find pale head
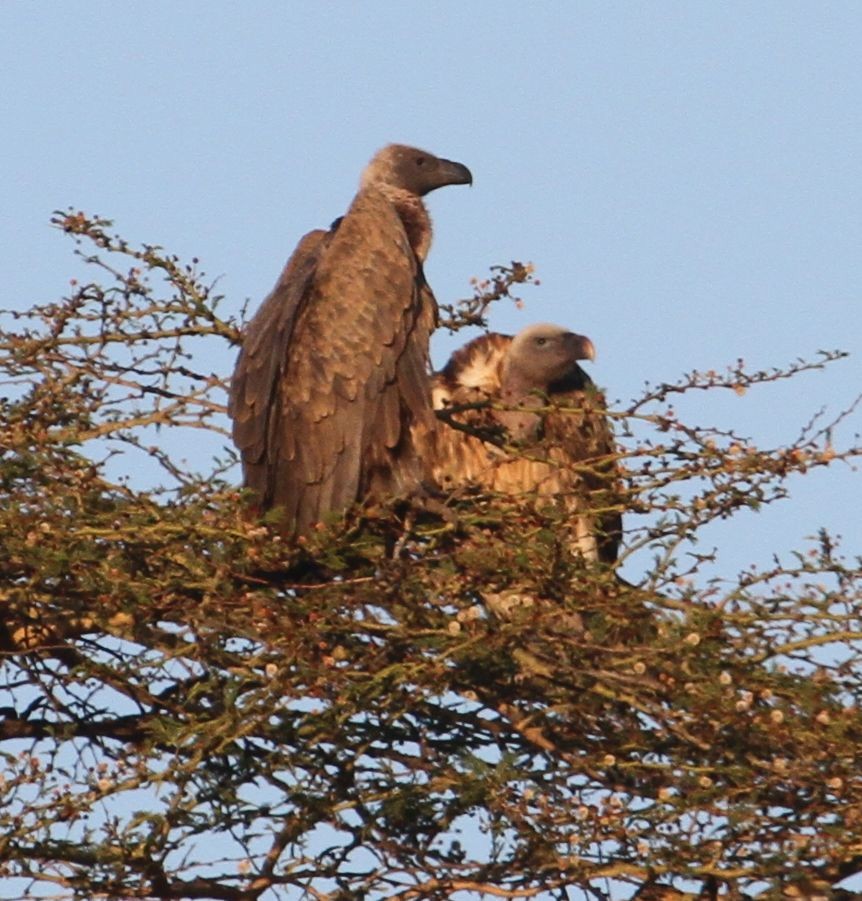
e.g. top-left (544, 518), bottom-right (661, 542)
top-left (360, 144), bottom-right (473, 196)
top-left (506, 323), bottom-right (596, 389)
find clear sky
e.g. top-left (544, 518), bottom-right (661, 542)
top-left (3, 2), bottom-right (860, 579)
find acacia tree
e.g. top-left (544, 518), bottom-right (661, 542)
top-left (0, 212), bottom-right (861, 901)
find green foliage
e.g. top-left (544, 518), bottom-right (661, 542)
top-left (0, 213), bottom-right (861, 900)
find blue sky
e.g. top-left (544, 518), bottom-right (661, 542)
top-left (3, 2), bottom-right (860, 578)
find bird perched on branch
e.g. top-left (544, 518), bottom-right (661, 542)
top-left (423, 323), bottom-right (621, 562)
top-left (228, 144), bottom-right (472, 536)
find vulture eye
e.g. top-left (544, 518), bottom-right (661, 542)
top-left (535, 337), bottom-right (547, 346)
top-left (416, 156), bottom-right (427, 166)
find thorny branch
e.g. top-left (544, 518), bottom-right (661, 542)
top-left (0, 213), bottom-right (861, 901)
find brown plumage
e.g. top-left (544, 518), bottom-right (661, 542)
top-left (228, 144), bottom-right (472, 535)
top-left (425, 323), bottom-right (621, 562)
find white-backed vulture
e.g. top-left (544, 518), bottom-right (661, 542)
top-left (425, 324), bottom-right (621, 563)
top-left (228, 144), bottom-right (472, 535)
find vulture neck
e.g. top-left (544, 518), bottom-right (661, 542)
top-left (500, 361), bottom-right (548, 401)
top-left (498, 362), bottom-right (546, 442)
top-left (383, 187), bottom-right (433, 262)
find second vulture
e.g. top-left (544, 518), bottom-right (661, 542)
top-left (229, 144), bottom-right (472, 535)
top-left (424, 323), bottom-right (621, 563)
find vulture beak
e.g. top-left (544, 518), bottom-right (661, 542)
top-left (571, 333), bottom-right (596, 363)
top-left (435, 158), bottom-right (473, 188)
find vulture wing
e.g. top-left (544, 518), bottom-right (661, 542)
top-left (229, 186), bottom-right (436, 535)
top-left (229, 228), bottom-right (330, 485)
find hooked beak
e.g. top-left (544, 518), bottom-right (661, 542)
top-left (570, 333), bottom-right (596, 363)
top-left (435, 158), bottom-right (473, 188)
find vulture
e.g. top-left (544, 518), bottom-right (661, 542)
top-left (424, 323), bottom-right (621, 563)
top-left (228, 144), bottom-right (472, 535)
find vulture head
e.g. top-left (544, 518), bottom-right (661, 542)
top-left (499, 323), bottom-right (597, 441)
top-left (503, 323), bottom-right (596, 394)
top-left (361, 144), bottom-right (473, 197)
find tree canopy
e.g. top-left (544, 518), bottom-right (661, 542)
top-left (1, 213), bottom-right (860, 901)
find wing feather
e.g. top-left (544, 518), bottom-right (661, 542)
top-left (229, 229), bottom-right (331, 498)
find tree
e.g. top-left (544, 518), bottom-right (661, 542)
top-left (0, 212), bottom-right (860, 901)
